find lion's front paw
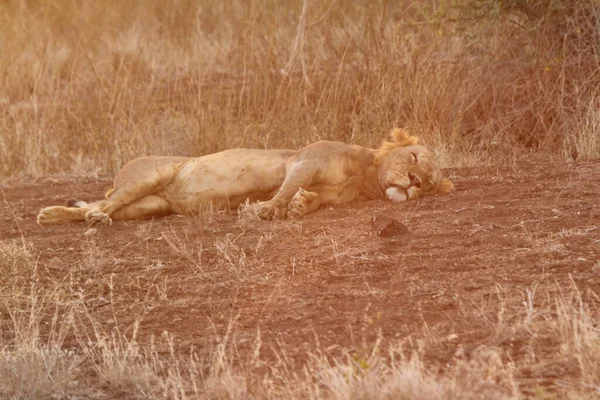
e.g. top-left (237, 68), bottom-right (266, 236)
top-left (288, 189), bottom-right (309, 219)
top-left (288, 188), bottom-right (320, 219)
top-left (287, 202), bottom-right (304, 219)
top-left (256, 203), bottom-right (283, 220)
top-left (85, 210), bottom-right (112, 226)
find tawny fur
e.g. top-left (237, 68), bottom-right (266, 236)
top-left (37, 129), bottom-right (453, 226)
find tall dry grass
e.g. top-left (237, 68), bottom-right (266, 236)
top-left (1, 0), bottom-right (599, 179)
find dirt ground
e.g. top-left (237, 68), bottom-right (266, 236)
top-left (1, 161), bottom-right (599, 391)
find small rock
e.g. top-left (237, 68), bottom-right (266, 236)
top-left (371, 214), bottom-right (409, 237)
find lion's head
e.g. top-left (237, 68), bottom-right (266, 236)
top-left (376, 129), bottom-right (453, 202)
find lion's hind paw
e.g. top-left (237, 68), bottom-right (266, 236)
top-left (37, 207), bottom-right (61, 226)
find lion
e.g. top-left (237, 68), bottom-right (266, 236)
top-left (37, 129), bottom-right (453, 226)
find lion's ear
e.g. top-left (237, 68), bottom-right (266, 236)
top-left (437, 178), bottom-right (454, 194)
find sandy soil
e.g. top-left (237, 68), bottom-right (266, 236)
top-left (1, 161), bottom-right (599, 387)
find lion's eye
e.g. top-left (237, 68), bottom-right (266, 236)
top-left (410, 152), bottom-right (418, 163)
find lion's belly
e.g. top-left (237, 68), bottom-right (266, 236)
top-left (163, 149), bottom-right (293, 211)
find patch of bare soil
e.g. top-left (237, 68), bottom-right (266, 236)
top-left (1, 161), bottom-right (599, 393)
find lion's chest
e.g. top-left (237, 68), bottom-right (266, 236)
top-left (301, 152), bottom-right (377, 205)
top-left (308, 167), bottom-right (365, 205)
top-left (310, 183), bottom-right (361, 205)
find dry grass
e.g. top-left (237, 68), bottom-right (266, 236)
top-left (0, 239), bottom-right (599, 399)
top-left (0, 241), bottom-right (32, 283)
top-left (215, 237), bottom-right (249, 277)
top-left (1, 0), bottom-right (599, 180)
top-left (162, 227), bottom-right (206, 274)
top-left (237, 199), bottom-right (263, 228)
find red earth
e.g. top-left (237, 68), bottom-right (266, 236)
top-left (1, 160), bottom-right (599, 389)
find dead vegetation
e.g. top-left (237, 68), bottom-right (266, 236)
top-left (0, 239), bottom-right (599, 399)
top-left (1, 0), bottom-right (600, 179)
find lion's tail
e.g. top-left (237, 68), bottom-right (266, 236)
top-left (66, 199), bottom-right (88, 208)
top-left (65, 187), bottom-right (114, 208)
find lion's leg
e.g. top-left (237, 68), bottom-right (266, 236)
top-left (287, 188), bottom-right (321, 219)
top-left (257, 161), bottom-right (319, 220)
top-left (110, 195), bottom-right (172, 220)
top-left (84, 185), bottom-right (156, 225)
top-left (36, 158), bottom-right (188, 226)
top-left (38, 196), bottom-right (171, 225)
top-left (38, 198), bottom-right (114, 226)
top-left (85, 163), bottom-right (186, 225)
top-left (37, 205), bottom-right (89, 225)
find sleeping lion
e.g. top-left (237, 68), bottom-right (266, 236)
top-left (37, 129), bottom-right (453, 226)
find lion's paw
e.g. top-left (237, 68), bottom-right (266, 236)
top-left (288, 188), bottom-right (318, 219)
top-left (288, 190), bottom-right (308, 219)
top-left (85, 210), bottom-right (113, 226)
top-left (287, 205), bottom-right (304, 219)
top-left (37, 207), bottom-right (58, 226)
top-left (256, 203), bottom-right (282, 220)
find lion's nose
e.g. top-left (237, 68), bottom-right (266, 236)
top-left (408, 173), bottom-right (421, 188)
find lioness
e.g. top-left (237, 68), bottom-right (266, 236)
top-left (37, 129), bottom-right (453, 226)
